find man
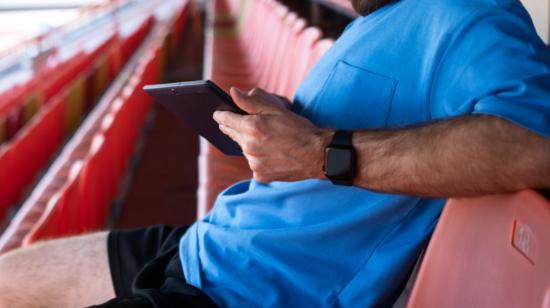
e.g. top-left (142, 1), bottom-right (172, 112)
top-left (0, 0), bottom-right (549, 307)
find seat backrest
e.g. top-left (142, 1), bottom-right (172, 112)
top-left (285, 27), bottom-right (322, 97)
top-left (307, 39), bottom-right (334, 73)
top-left (0, 146), bottom-right (16, 221)
top-left (407, 190), bottom-right (550, 308)
top-left (22, 161), bottom-right (84, 246)
top-left (265, 12), bottom-right (300, 93)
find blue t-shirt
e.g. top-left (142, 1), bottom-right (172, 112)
top-left (180, 0), bottom-right (550, 307)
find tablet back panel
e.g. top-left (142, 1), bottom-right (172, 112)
top-left (144, 81), bottom-right (243, 156)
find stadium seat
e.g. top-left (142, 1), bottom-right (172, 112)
top-left (0, 24), bottom-right (151, 212)
top-left (0, 146), bottom-right (16, 221)
top-left (0, 118), bottom-right (5, 144)
top-left (14, 94), bottom-right (65, 196)
top-left (408, 190), bottom-right (550, 308)
top-left (274, 17), bottom-right (308, 96)
top-left (264, 12), bottom-right (302, 92)
top-left (0, 35), bottom-right (117, 148)
top-left (306, 39), bottom-right (335, 73)
top-left (5, 100), bottom-right (23, 141)
top-left (20, 93), bottom-right (43, 126)
top-left (0, 94), bottom-right (66, 221)
top-left (41, 56), bottom-right (82, 103)
top-left (94, 56), bottom-right (110, 104)
top-left (283, 27), bottom-right (323, 97)
top-left (100, 113), bottom-right (120, 201)
top-left (22, 161), bottom-right (84, 245)
top-left (64, 76), bottom-right (86, 134)
top-left (77, 135), bottom-right (109, 231)
top-left (209, 1), bottom-right (286, 87)
top-left (108, 44), bottom-right (123, 82)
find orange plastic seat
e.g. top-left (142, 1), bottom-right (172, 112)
top-left (408, 190), bottom-right (550, 308)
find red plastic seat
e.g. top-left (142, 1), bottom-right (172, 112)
top-left (77, 135), bottom-right (110, 231)
top-left (0, 94), bottom-right (65, 218)
top-left (100, 113), bottom-right (120, 201)
top-left (22, 162), bottom-right (84, 245)
top-left (408, 190), bottom-right (550, 308)
top-left (0, 146), bottom-right (16, 221)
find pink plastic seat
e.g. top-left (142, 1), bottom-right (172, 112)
top-left (408, 190), bottom-right (550, 308)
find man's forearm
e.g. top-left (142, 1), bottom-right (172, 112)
top-left (215, 89), bottom-right (549, 194)
top-left (330, 115), bottom-right (550, 197)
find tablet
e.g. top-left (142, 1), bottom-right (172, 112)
top-left (143, 80), bottom-right (245, 156)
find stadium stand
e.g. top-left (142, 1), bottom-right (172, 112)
top-left (0, 2), bottom-right (163, 225)
top-left (0, 0), bottom-right (190, 252)
top-left (0, 1), bottom-right (181, 226)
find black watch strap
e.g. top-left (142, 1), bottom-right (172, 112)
top-left (331, 130), bottom-right (353, 147)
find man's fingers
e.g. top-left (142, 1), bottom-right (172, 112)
top-left (219, 124), bottom-right (242, 145)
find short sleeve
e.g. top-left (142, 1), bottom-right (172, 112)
top-left (430, 3), bottom-right (550, 138)
top-left (344, 18), bottom-right (360, 33)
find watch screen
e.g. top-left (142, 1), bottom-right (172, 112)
top-left (325, 147), bottom-right (355, 179)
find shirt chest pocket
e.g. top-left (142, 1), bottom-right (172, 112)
top-left (309, 60), bottom-right (397, 130)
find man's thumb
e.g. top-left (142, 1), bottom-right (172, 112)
top-left (230, 87), bottom-right (272, 114)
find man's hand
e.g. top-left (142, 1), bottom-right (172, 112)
top-left (213, 87), bottom-right (332, 183)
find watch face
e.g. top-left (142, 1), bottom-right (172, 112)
top-left (325, 147), bottom-right (355, 179)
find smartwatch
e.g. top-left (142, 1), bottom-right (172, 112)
top-left (323, 130), bottom-right (356, 186)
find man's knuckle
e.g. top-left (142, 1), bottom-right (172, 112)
top-left (247, 116), bottom-right (258, 126)
top-left (254, 118), bottom-right (266, 132)
top-left (256, 160), bottom-right (267, 172)
top-left (246, 117), bottom-right (264, 137)
top-left (250, 160), bottom-right (261, 172)
top-left (249, 141), bottom-right (263, 155)
top-left (242, 118), bottom-right (255, 131)
top-left (243, 140), bottom-right (257, 153)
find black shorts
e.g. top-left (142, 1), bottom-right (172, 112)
top-left (90, 225), bottom-right (217, 308)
